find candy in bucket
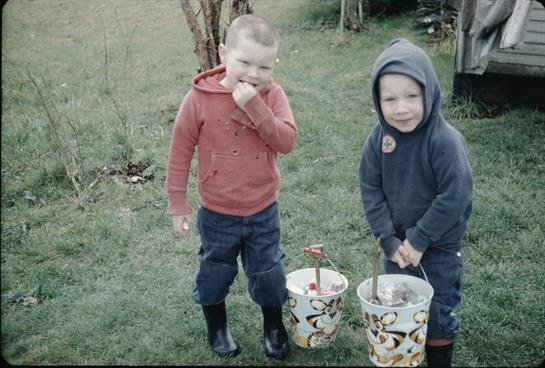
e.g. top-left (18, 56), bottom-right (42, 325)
top-left (286, 245), bottom-right (345, 296)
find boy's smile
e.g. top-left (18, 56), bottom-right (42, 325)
top-left (218, 34), bottom-right (278, 93)
top-left (378, 73), bottom-right (424, 133)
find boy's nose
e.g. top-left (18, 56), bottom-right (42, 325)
top-left (395, 100), bottom-right (409, 114)
top-left (247, 66), bottom-right (259, 78)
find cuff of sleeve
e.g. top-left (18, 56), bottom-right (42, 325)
top-left (382, 236), bottom-right (402, 259)
top-left (406, 227), bottom-right (431, 253)
top-left (230, 107), bottom-right (255, 129)
top-left (167, 192), bottom-right (192, 215)
top-left (243, 94), bottom-right (268, 128)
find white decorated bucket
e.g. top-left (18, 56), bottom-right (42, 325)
top-left (286, 268), bottom-right (348, 349)
top-left (357, 274), bottom-right (434, 367)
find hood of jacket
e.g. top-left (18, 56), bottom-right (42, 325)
top-left (369, 38), bottom-right (442, 134)
top-left (191, 64), bottom-right (273, 95)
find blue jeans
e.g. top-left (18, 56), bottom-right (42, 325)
top-left (192, 202), bottom-right (288, 306)
top-left (384, 244), bottom-right (464, 341)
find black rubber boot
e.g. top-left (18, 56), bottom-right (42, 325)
top-left (261, 306), bottom-right (289, 360)
top-left (202, 302), bottom-right (240, 358)
top-left (425, 343), bottom-right (454, 367)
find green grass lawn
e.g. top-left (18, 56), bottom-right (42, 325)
top-left (2, 0), bottom-right (545, 366)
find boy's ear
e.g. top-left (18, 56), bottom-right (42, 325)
top-left (218, 43), bottom-right (227, 64)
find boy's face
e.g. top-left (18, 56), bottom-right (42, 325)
top-left (378, 73), bottom-right (423, 133)
top-left (218, 35), bottom-right (277, 93)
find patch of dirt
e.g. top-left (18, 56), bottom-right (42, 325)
top-left (126, 160), bottom-right (151, 177)
top-left (100, 160), bottom-right (154, 185)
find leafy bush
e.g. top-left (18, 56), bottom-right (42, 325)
top-left (302, 0), bottom-right (419, 31)
top-left (416, 0), bottom-right (457, 42)
top-left (367, 0), bottom-right (418, 16)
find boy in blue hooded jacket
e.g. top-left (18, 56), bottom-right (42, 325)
top-left (359, 38), bottom-right (473, 367)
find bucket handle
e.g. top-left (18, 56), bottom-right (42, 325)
top-left (371, 240), bottom-right (381, 303)
top-left (287, 247), bottom-right (346, 290)
top-left (418, 263), bottom-right (429, 283)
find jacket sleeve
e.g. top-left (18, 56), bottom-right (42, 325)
top-left (241, 85), bottom-right (297, 154)
top-left (406, 131), bottom-right (474, 252)
top-left (165, 91), bottom-right (200, 215)
top-left (359, 130), bottom-right (402, 259)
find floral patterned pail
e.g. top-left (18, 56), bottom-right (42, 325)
top-left (357, 274), bottom-right (434, 367)
top-left (286, 268), bottom-right (348, 349)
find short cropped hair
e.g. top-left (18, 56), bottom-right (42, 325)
top-left (225, 14), bottom-right (279, 51)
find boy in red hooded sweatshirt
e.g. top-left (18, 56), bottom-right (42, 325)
top-left (165, 14), bottom-right (297, 360)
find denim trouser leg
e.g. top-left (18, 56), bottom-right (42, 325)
top-left (192, 203), bottom-right (287, 307)
top-left (384, 244), bottom-right (464, 341)
top-left (240, 203), bottom-right (287, 307)
top-left (192, 207), bottom-right (241, 305)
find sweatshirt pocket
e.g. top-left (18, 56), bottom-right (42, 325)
top-left (198, 151), bottom-right (278, 208)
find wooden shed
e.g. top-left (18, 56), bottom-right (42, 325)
top-left (452, 0), bottom-right (545, 108)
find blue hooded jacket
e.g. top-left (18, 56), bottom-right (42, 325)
top-left (359, 38), bottom-right (473, 259)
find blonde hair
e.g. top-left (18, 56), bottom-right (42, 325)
top-left (225, 14), bottom-right (279, 51)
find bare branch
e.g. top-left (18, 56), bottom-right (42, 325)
top-left (180, 0), bottom-right (213, 71)
top-left (101, 14), bottom-right (133, 164)
top-left (25, 67), bottom-right (82, 198)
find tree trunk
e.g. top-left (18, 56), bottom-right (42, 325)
top-left (339, 0), bottom-right (346, 40)
top-left (344, 0), bottom-right (367, 32)
top-left (198, 0), bottom-right (222, 68)
top-left (229, 0), bottom-right (253, 22)
top-left (180, 0), bottom-right (213, 71)
top-left (180, 0), bottom-right (253, 72)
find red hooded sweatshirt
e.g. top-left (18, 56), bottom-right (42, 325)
top-left (166, 64), bottom-right (297, 217)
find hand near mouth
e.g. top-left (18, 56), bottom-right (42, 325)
top-left (233, 81), bottom-right (257, 110)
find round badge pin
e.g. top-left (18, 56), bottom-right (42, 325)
top-left (382, 134), bottom-right (396, 153)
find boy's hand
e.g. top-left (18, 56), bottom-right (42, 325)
top-left (391, 248), bottom-right (411, 269)
top-left (233, 82), bottom-right (257, 110)
top-left (399, 239), bottom-right (423, 267)
top-left (171, 214), bottom-right (191, 236)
